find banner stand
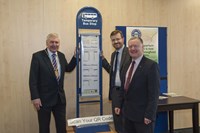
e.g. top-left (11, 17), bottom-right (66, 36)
top-left (76, 6), bottom-right (103, 118)
top-left (116, 26), bottom-right (168, 133)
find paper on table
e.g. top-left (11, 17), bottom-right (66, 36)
top-left (162, 92), bottom-right (181, 97)
top-left (159, 96), bottom-right (168, 100)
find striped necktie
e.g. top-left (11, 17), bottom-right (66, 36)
top-left (124, 61), bottom-right (135, 92)
top-left (52, 53), bottom-right (59, 82)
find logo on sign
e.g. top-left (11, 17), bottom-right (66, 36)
top-left (81, 12), bottom-right (98, 26)
top-left (82, 13), bottom-right (97, 19)
top-left (131, 29), bottom-right (142, 38)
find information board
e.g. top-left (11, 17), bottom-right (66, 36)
top-left (81, 34), bottom-right (100, 96)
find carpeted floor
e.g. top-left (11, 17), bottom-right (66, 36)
top-left (164, 127), bottom-right (200, 133)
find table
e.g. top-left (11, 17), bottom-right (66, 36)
top-left (157, 96), bottom-right (200, 133)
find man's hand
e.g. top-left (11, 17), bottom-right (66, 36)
top-left (74, 46), bottom-right (81, 58)
top-left (100, 51), bottom-right (105, 59)
top-left (32, 98), bottom-right (42, 111)
top-left (73, 47), bottom-right (77, 58)
top-left (144, 118), bottom-right (152, 125)
top-left (114, 107), bottom-right (121, 115)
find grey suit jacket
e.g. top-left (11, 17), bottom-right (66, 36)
top-left (29, 49), bottom-right (76, 106)
top-left (102, 46), bottom-right (130, 100)
top-left (116, 56), bottom-right (160, 122)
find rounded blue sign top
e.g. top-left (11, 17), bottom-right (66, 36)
top-left (76, 7), bottom-right (102, 29)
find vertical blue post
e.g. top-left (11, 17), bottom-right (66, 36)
top-left (155, 27), bottom-right (168, 133)
top-left (76, 7), bottom-right (103, 117)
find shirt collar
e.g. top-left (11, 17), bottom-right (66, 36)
top-left (133, 54), bottom-right (143, 65)
top-left (47, 48), bottom-right (57, 57)
top-left (116, 45), bottom-right (125, 53)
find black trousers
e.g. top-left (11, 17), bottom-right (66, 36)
top-left (112, 87), bottom-right (124, 133)
top-left (124, 118), bottom-right (155, 133)
top-left (37, 96), bottom-right (66, 133)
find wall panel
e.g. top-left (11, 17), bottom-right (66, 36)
top-left (0, 0), bottom-right (200, 132)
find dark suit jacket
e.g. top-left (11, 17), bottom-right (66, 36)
top-left (29, 49), bottom-right (76, 106)
top-left (102, 46), bottom-right (130, 100)
top-left (116, 56), bottom-right (160, 122)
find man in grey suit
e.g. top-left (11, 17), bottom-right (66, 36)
top-left (114, 37), bottom-right (160, 133)
top-left (102, 30), bottom-right (130, 133)
top-left (29, 33), bottom-right (76, 133)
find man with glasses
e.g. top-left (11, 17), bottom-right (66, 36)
top-left (29, 33), bottom-right (76, 133)
top-left (102, 30), bottom-right (131, 133)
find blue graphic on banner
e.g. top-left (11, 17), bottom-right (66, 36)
top-left (131, 29), bottom-right (142, 38)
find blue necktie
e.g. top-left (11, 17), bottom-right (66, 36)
top-left (112, 51), bottom-right (119, 87)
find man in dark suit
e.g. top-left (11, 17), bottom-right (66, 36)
top-left (29, 33), bottom-right (76, 133)
top-left (114, 37), bottom-right (160, 133)
top-left (102, 30), bottom-right (130, 133)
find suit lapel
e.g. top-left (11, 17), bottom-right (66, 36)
top-left (57, 52), bottom-right (63, 82)
top-left (41, 49), bottom-right (57, 79)
top-left (120, 47), bottom-right (129, 71)
top-left (110, 52), bottom-right (115, 72)
top-left (122, 58), bottom-right (132, 84)
top-left (129, 56), bottom-right (146, 86)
